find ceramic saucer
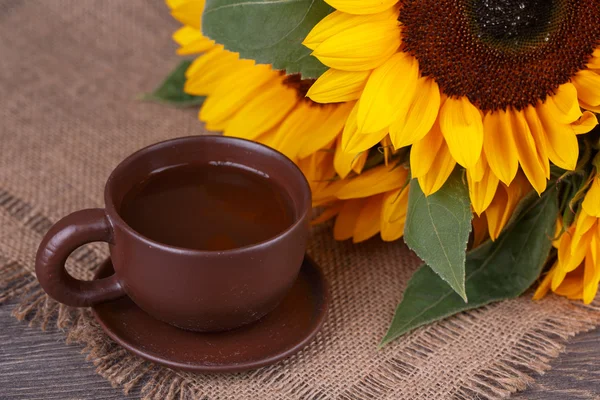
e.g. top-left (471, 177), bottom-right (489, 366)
top-left (91, 256), bottom-right (329, 373)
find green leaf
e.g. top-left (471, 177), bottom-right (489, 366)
top-left (404, 171), bottom-right (472, 301)
top-left (381, 187), bottom-right (558, 347)
top-left (140, 60), bottom-right (204, 108)
top-left (202, 0), bottom-right (332, 79)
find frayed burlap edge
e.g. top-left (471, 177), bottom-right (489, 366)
top-left (1, 188), bottom-right (600, 400)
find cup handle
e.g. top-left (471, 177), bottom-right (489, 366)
top-left (35, 208), bottom-right (125, 307)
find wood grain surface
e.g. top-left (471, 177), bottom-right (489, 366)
top-left (0, 302), bottom-right (599, 399)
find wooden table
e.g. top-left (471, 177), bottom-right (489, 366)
top-left (1, 302), bottom-right (599, 399)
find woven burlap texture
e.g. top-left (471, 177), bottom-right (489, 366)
top-left (1, 1), bottom-right (600, 399)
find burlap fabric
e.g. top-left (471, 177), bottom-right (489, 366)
top-left (1, 1), bottom-right (600, 399)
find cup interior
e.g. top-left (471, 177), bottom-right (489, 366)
top-left (105, 136), bottom-right (311, 250)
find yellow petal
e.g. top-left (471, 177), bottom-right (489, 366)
top-left (482, 110), bottom-right (519, 185)
top-left (185, 49), bottom-right (243, 96)
top-left (336, 163), bottom-right (408, 199)
top-left (224, 79), bottom-right (298, 140)
top-left (334, 199), bottom-right (365, 240)
top-left (390, 77), bottom-right (441, 149)
top-left (544, 83), bottom-right (582, 125)
top-left (200, 64), bottom-right (276, 126)
top-left (334, 136), bottom-right (365, 179)
top-left (325, 0), bottom-right (398, 15)
top-left (583, 251), bottom-right (600, 304)
top-left (410, 121), bottom-right (444, 178)
top-left (342, 101), bottom-right (387, 153)
top-left (485, 175), bottom-right (528, 241)
top-left (553, 266), bottom-right (584, 299)
top-left (536, 103), bottom-right (579, 171)
top-left (583, 177), bottom-right (600, 218)
top-left (170, 0), bottom-right (204, 29)
top-left (571, 210), bottom-right (597, 251)
top-left (303, 7), bottom-right (398, 50)
top-left (533, 262), bottom-right (557, 300)
top-left (185, 46), bottom-right (231, 79)
top-left (468, 157), bottom-right (499, 216)
top-left (572, 111), bottom-right (598, 135)
top-left (523, 105), bottom-right (550, 179)
top-left (580, 100), bottom-right (600, 113)
top-left (417, 140), bottom-right (457, 195)
top-left (357, 52), bottom-right (419, 133)
top-left (274, 103), bottom-right (330, 161)
top-left (312, 203), bottom-right (342, 225)
top-left (352, 151), bottom-right (369, 174)
top-left (312, 21), bottom-right (401, 71)
top-left (172, 26), bottom-right (214, 55)
top-left (353, 194), bottom-right (385, 243)
top-left (381, 187), bottom-right (409, 241)
top-left (439, 97), bottom-right (484, 169)
top-left (468, 151), bottom-right (486, 183)
top-left (509, 110), bottom-right (548, 194)
top-left (307, 69), bottom-right (371, 103)
top-left (298, 102), bottom-right (355, 158)
top-left (573, 70), bottom-right (600, 106)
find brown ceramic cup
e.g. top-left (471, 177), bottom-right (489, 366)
top-left (35, 136), bottom-right (311, 332)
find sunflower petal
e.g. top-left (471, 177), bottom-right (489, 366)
top-left (390, 77), bottom-right (440, 149)
top-left (342, 101), bottom-right (387, 153)
top-left (336, 163), bottom-right (408, 199)
top-left (381, 187), bottom-right (409, 241)
top-left (440, 96), bottom-right (484, 169)
top-left (583, 251), bottom-right (600, 304)
top-left (573, 70), bottom-right (600, 106)
top-left (357, 52), bottom-right (419, 133)
top-left (533, 262), bottom-right (556, 300)
top-left (185, 49), bottom-right (244, 96)
top-left (523, 105), bottom-right (550, 178)
top-left (410, 122), bottom-right (443, 178)
top-left (482, 110), bottom-right (519, 185)
top-left (536, 103), bottom-right (579, 171)
top-left (199, 64), bottom-right (275, 126)
top-left (325, 0), bottom-right (398, 15)
top-left (353, 194), bottom-right (385, 243)
top-left (224, 79), bottom-right (298, 140)
top-left (571, 210), bottom-right (597, 252)
top-left (312, 203), bottom-right (342, 225)
top-left (172, 26), bottom-right (214, 55)
top-left (417, 140), bottom-right (456, 195)
top-left (572, 111), bottom-right (598, 135)
top-left (335, 136), bottom-right (363, 178)
top-left (509, 110), bottom-right (548, 194)
top-left (546, 83), bottom-right (583, 124)
top-left (334, 199), bottom-right (364, 240)
top-left (170, 0), bottom-right (204, 29)
top-left (275, 104), bottom-right (330, 161)
top-left (298, 102), bottom-right (355, 158)
top-left (303, 7), bottom-right (398, 50)
top-left (312, 20), bottom-right (401, 71)
top-left (583, 177), bottom-right (600, 217)
top-left (468, 158), bottom-right (499, 216)
top-left (307, 69), bottom-right (371, 103)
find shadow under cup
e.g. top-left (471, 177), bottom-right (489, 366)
top-left (36, 136), bottom-right (312, 332)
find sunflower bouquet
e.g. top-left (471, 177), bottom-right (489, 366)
top-left (151, 0), bottom-right (600, 345)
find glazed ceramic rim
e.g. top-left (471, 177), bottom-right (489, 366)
top-left (104, 135), bottom-right (312, 256)
top-left (90, 255), bottom-right (330, 373)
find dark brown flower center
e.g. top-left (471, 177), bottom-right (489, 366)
top-left (399, 0), bottom-right (600, 111)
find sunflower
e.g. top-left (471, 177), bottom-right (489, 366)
top-left (304, 0), bottom-right (600, 215)
top-left (534, 176), bottom-right (600, 304)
